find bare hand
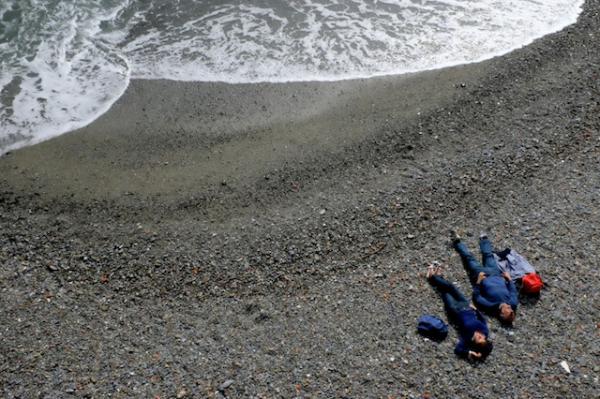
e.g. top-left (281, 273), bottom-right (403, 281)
top-left (476, 272), bottom-right (486, 284)
top-left (502, 272), bottom-right (511, 281)
top-left (468, 351), bottom-right (482, 360)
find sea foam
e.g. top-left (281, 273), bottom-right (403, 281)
top-left (0, 0), bottom-right (585, 154)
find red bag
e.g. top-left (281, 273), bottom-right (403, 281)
top-left (522, 273), bottom-right (543, 294)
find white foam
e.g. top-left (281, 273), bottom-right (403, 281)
top-left (3, 42), bottom-right (130, 153)
top-left (0, 0), bottom-right (586, 155)
top-left (123, 0), bottom-right (585, 83)
top-left (0, 0), bottom-right (131, 154)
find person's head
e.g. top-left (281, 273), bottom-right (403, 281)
top-left (473, 339), bottom-right (493, 361)
top-left (472, 332), bottom-right (493, 361)
top-left (472, 330), bottom-right (487, 345)
top-left (499, 303), bottom-right (516, 325)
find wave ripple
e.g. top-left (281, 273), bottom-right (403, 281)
top-left (0, 0), bottom-right (585, 153)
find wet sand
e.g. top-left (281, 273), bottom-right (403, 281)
top-left (0, 63), bottom-right (486, 203)
top-left (1, 1), bottom-right (600, 397)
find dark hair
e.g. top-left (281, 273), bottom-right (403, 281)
top-left (498, 308), bottom-right (517, 327)
top-left (499, 307), bottom-right (516, 327)
top-left (475, 340), bottom-right (493, 361)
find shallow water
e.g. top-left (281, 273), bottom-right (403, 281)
top-left (0, 0), bottom-right (584, 153)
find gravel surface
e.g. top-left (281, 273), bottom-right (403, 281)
top-left (1, 1), bottom-right (600, 398)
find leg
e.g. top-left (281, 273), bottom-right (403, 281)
top-left (453, 241), bottom-right (485, 285)
top-left (440, 292), bottom-right (462, 320)
top-left (479, 237), bottom-right (501, 276)
top-left (429, 275), bottom-right (470, 320)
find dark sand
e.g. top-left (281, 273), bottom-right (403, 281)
top-left (2, 1), bottom-right (600, 397)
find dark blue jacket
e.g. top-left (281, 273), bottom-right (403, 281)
top-left (473, 275), bottom-right (518, 315)
top-left (454, 308), bottom-right (489, 358)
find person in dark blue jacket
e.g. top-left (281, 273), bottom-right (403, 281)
top-left (427, 266), bottom-right (493, 361)
top-left (451, 232), bottom-right (518, 325)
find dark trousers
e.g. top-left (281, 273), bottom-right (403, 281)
top-left (454, 238), bottom-right (501, 285)
top-left (429, 275), bottom-right (470, 321)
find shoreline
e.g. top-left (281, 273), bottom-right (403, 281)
top-left (0, 0), bottom-right (585, 157)
top-left (0, 63), bottom-right (490, 205)
top-left (2, 0), bottom-right (600, 397)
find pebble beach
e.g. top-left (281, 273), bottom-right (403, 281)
top-left (1, 1), bottom-right (600, 397)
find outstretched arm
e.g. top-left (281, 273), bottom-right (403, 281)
top-left (472, 285), bottom-right (497, 313)
top-left (454, 339), bottom-right (469, 358)
top-left (507, 280), bottom-right (519, 307)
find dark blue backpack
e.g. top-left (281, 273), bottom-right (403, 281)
top-left (417, 315), bottom-right (448, 341)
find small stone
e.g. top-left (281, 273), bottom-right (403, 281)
top-left (560, 360), bottom-right (571, 374)
top-left (254, 312), bottom-right (270, 323)
top-left (218, 380), bottom-right (234, 391)
top-left (319, 209), bottom-right (326, 215)
top-left (176, 388), bottom-right (188, 398)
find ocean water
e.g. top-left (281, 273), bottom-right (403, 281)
top-left (0, 0), bottom-right (584, 154)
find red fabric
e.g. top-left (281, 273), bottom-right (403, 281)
top-left (522, 273), bottom-right (543, 294)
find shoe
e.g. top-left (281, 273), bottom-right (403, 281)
top-left (479, 232), bottom-right (488, 240)
top-left (450, 229), bottom-right (461, 244)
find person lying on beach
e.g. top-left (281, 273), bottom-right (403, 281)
top-left (427, 266), bottom-right (493, 361)
top-left (451, 232), bottom-right (518, 325)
